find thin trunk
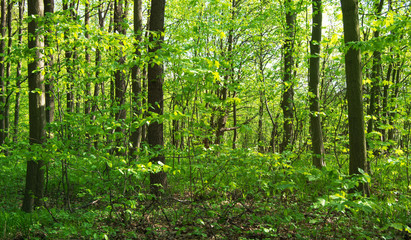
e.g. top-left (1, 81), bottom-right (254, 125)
top-left (44, 0), bottom-right (55, 126)
top-left (114, 0), bottom-right (127, 153)
top-left (4, 0), bottom-right (11, 140)
top-left (366, 0), bottom-right (384, 135)
top-left (280, 0), bottom-right (296, 153)
top-left (257, 91), bottom-right (264, 152)
top-left (0, 0), bottom-right (6, 145)
top-left (63, 2), bottom-right (74, 114)
top-left (130, 0), bottom-right (143, 158)
top-left (215, 0), bottom-right (235, 145)
top-left (232, 96), bottom-right (237, 149)
top-left (382, 63), bottom-right (392, 141)
top-left (13, 0), bottom-right (24, 142)
top-left (84, 1), bottom-right (91, 115)
top-left (309, 0), bottom-right (325, 168)
top-left (388, 61), bottom-right (403, 141)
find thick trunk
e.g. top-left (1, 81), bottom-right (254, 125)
top-left (22, 0), bottom-right (46, 212)
top-left (309, 0), bottom-right (325, 168)
top-left (340, 0), bottom-right (370, 196)
top-left (148, 0), bottom-right (166, 195)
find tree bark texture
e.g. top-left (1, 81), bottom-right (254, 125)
top-left (148, 0), bottom-right (166, 195)
top-left (129, 0), bottom-right (143, 158)
top-left (309, 0), bottom-right (325, 168)
top-left (367, 0), bottom-right (384, 136)
top-left (0, 0), bottom-right (6, 145)
top-left (13, 0), bottom-right (24, 142)
top-left (280, 0), bottom-right (296, 153)
top-left (22, 0), bottom-right (46, 212)
top-left (44, 0), bottom-right (55, 125)
top-left (340, 0), bottom-right (370, 196)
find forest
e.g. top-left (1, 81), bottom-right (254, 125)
top-left (0, 0), bottom-right (410, 238)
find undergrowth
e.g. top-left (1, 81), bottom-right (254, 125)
top-left (0, 143), bottom-right (410, 239)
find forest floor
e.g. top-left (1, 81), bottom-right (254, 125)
top-left (1, 147), bottom-right (410, 239)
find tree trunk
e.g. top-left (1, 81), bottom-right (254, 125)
top-left (84, 1), bottom-right (91, 115)
top-left (0, 0), bottom-right (6, 145)
top-left (280, 0), bottom-right (296, 153)
top-left (114, 0), bottom-right (127, 119)
top-left (309, 0), bottom-right (325, 168)
top-left (366, 0), bottom-right (384, 136)
top-left (382, 63), bottom-right (391, 141)
top-left (63, 2), bottom-right (74, 114)
top-left (44, 0), bottom-right (54, 126)
top-left (257, 91), bottom-right (264, 152)
top-left (340, 0), bottom-right (370, 196)
top-left (148, 0), bottom-right (166, 195)
top-left (129, 0), bottom-right (143, 159)
top-left (4, 0), bottom-right (11, 141)
top-left (214, 0), bottom-right (236, 145)
top-left (13, 0), bottom-right (24, 142)
top-left (22, 0), bottom-right (46, 212)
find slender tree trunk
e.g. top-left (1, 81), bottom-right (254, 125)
top-left (63, 2), bottom-right (74, 114)
top-left (92, 3), bottom-right (108, 116)
top-left (4, 0), bottom-right (11, 141)
top-left (44, 0), bottom-right (54, 126)
top-left (340, 0), bottom-right (370, 196)
top-left (148, 0), bottom-right (166, 195)
top-left (0, 0), bottom-right (6, 145)
top-left (13, 0), bottom-right (24, 142)
top-left (388, 61), bottom-right (402, 141)
top-left (84, 1), bottom-right (91, 115)
top-left (22, 0), bottom-right (46, 212)
top-left (257, 91), bottom-right (264, 152)
top-left (367, 0), bottom-right (384, 135)
top-left (382, 63), bottom-right (392, 141)
top-left (113, 0), bottom-right (128, 154)
top-left (232, 95), bottom-right (237, 149)
top-left (280, 0), bottom-right (296, 153)
top-left (309, 0), bottom-right (325, 168)
top-left (130, 0), bottom-right (143, 158)
top-left (214, 0), bottom-right (236, 145)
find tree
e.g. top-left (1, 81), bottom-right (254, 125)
top-left (113, 0), bottom-right (127, 152)
top-left (130, 0), bottom-right (143, 158)
top-left (0, 0), bottom-right (6, 145)
top-left (309, 0), bottom-right (325, 168)
top-left (13, 0), bottom-right (24, 142)
top-left (280, 0), bottom-right (296, 153)
top-left (340, 0), bottom-right (370, 196)
top-left (367, 0), bottom-right (384, 136)
top-left (148, 0), bottom-right (166, 195)
top-left (44, 0), bottom-right (55, 126)
top-left (63, 0), bottom-right (75, 114)
top-left (22, 0), bottom-right (46, 212)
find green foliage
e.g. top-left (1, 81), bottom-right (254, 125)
top-left (0, 0), bottom-right (410, 239)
